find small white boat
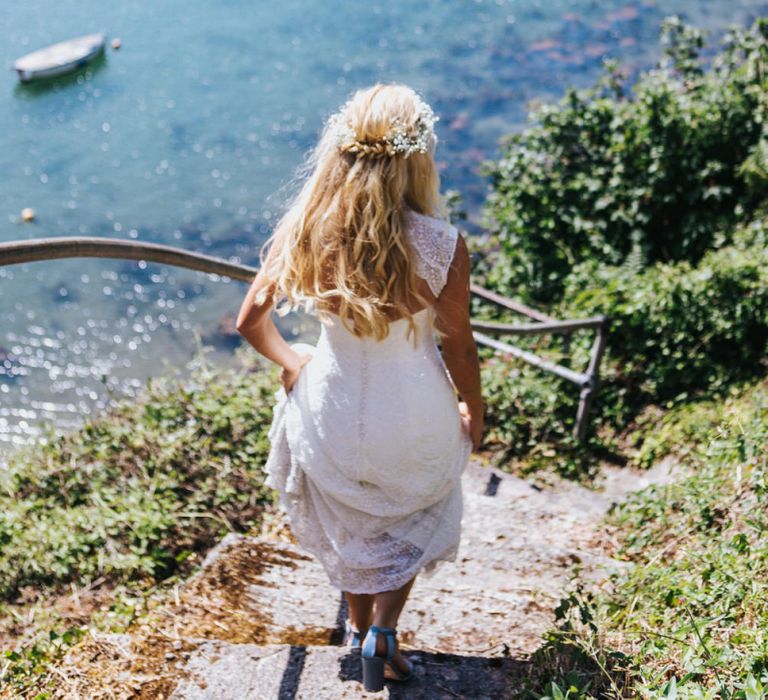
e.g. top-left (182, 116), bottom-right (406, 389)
top-left (12, 33), bottom-right (106, 82)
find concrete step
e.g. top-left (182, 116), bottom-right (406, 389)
top-left (154, 532), bottom-right (343, 647)
top-left (56, 457), bottom-right (669, 698)
top-left (144, 459), bottom-right (620, 658)
top-left (60, 632), bottom-right (519, 699)
top-left (171, 637), bottom-right (519, 699)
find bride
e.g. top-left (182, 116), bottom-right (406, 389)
top-left (235, 82), bottom-right (484, 692)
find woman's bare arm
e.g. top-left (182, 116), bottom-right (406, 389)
top-left (235, 269), bottom-right (310, 389)
top-left (435, 234), bottom-right (484, 448)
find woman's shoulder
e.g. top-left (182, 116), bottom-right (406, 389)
top-left (402, 208), bottom-right (461, 296)
top-left (405, 207), bottom-right (456, 230)
top-left (403, 209), bottom-right (459, 256)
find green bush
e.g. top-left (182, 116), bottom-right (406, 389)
top-left (482, 16), bottom-right (768, 306)
top-left (482, 355), bottom-right (573, 449)
top-left (473, 15), bottom-right (768, 465)
top-left (0, 349), bottom-right (279, 600)
top-left (475, 228), bottom-right (768, 465)
top-left (561, 236), bottom-right (768, 407)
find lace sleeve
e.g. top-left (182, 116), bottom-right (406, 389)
top-left (405, 210), bottom-right (460, 297)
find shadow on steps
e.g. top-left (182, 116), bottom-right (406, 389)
top-left (334, 647), bottom-right (526, 699)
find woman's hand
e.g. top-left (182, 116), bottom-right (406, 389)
top-left (280, 353), bottom-right (313, 393)
top-left (459, 401), bottom-right (484, 451)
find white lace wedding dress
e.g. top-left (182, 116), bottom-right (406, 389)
top-left (264, 209), bottom-right (473, 594)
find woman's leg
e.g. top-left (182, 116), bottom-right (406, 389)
top-left (344, 591), bottom-right (374, 636)
top-left (373, 576), bottom-right (416, 628)
top-left (371, 576), bottom-right (417, 674)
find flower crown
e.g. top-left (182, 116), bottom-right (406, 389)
top-left (328, 99), bottom-right (439, 159)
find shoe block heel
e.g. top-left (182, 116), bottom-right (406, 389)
top-left (362, 654), bottom-right (386, 692)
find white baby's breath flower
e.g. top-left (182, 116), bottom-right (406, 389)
top-left (327, 96), bottom-right (439, 158)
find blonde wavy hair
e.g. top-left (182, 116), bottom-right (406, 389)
top-left (254, 83), bottom-right (447, 340)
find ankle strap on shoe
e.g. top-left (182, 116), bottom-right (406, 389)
top-left (364, 625), bottom-right (397, 660)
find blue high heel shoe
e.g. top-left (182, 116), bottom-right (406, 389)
top-left (361, 625), bottom-right (413, 692)
top-left (343, 619), bottom-right (363, 651)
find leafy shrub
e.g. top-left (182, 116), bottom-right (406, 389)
top-left (0, 349), bottom-right (279, 600)
top-left (482, 16), bottom-right (768, 306)
top-left (561, 237), bottom-right (768, 407)
top-left (625, 397), bottom-right (731, 470)
top-left (474, 233), bottom-right (768, 464)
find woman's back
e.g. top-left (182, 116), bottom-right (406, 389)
top-left (315, 211), bottom-right (466, 469)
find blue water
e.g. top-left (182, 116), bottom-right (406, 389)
top-left (1, 0), bottom-right (765, 458)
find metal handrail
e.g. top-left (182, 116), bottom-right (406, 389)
top-left (470, 316), bottom-right (605, 335)
top-left (472, 331), bottom-right (591, 387)
top-left (0, 235), bottom-right (609, 441)
top-left (468, 277), bottom-right (609, 441)
top-left (469, 282), bottom-right (556, 323)
top-left (0, 236), bottom-right (258, 281)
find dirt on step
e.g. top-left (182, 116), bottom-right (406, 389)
top-left (53, 633), bottom-right (199, 700)
top-left (150, 537), bottom-right (333, 646)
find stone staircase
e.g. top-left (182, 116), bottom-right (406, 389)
top-left (56, 458), bottom-right (676, 699)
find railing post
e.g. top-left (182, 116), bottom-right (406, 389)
top-left (573, 315), bottom-right (610, 442)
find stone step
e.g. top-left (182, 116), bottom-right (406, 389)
top-left (61, 632), bottom-right (519, 700)
top-left (57, 457), bottom-right (662, 698)
top-left (173, 637), bottom-right (518, 699)
top-left (135, 459), bottom-right (621, 658)
top-left (61, 634), bottom-right (522, 700)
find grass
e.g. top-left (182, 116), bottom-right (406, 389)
top-left (0, 343), bottom-right (280, 697)
top-left (525, 376), bottom-right (768, 699)
top-left (0, 346), bottom-right (277, 600)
